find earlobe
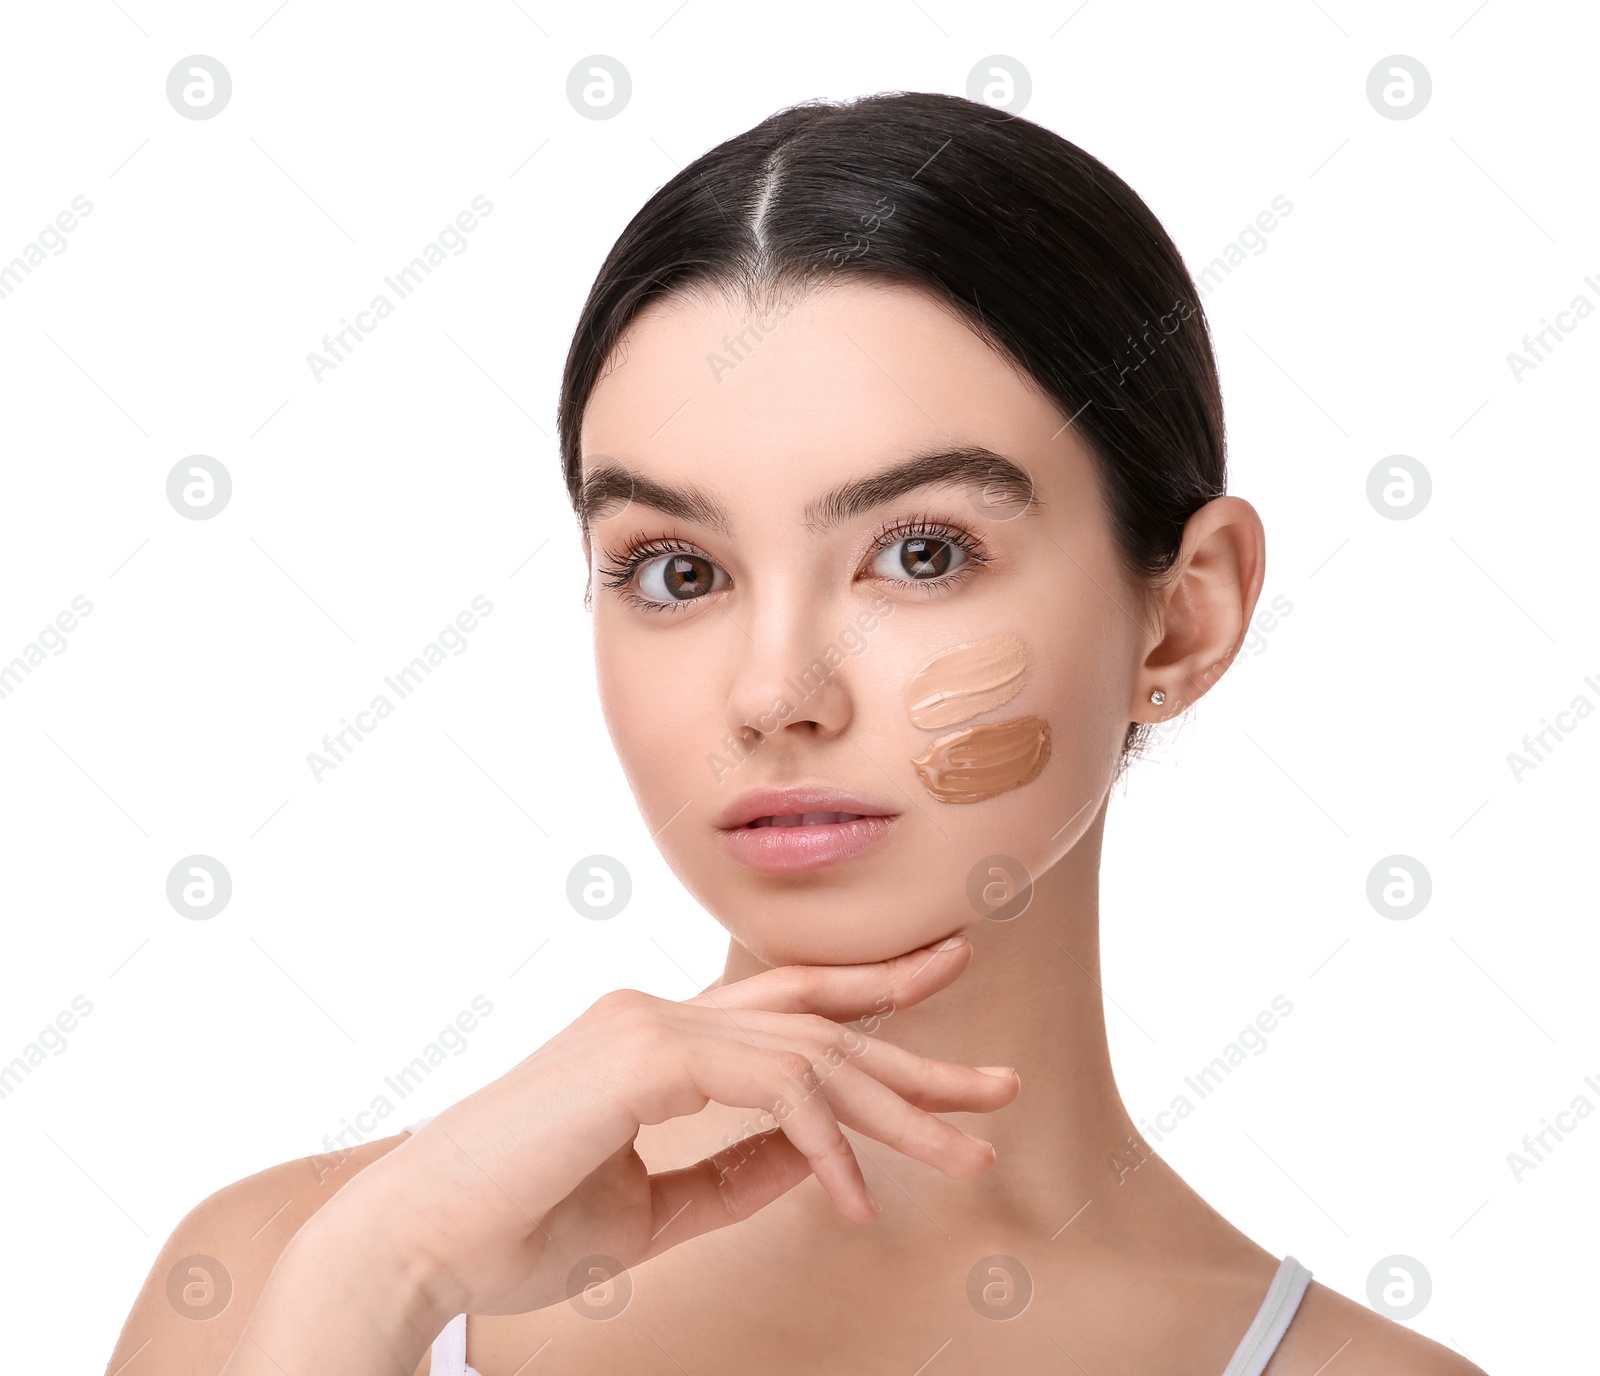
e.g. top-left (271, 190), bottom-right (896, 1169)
top-left (1135, 685), bottom-right (1174, 726)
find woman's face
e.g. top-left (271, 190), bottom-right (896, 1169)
top-left (580, 280), bottom-right (1150, 968)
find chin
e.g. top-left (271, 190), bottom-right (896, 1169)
top-left (684, 865), bottom-right (968, 972)
top-left (726, 923), bottom-right (949, 973)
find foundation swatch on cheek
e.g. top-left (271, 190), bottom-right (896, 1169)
top-left (904, 632), bottom-right (1029, 730)
top-left (911, 716), bottom-right (1051, 804)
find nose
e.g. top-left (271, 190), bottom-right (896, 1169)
top-left (721, 586), bottom-right (855, 750)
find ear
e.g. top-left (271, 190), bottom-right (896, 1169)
top-left (1130, 495), bottom-right (1266, 722)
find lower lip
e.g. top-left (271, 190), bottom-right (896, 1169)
top-left (718, 815), bottom-right (897, 874)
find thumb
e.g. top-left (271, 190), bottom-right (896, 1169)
top-left (640, 1129), bottom-right (825, 1260)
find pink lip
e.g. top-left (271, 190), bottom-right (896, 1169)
top-left (716, 786), bottom-right (899, 874)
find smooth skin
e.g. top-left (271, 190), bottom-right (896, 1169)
top-left (107, 281), bottom-right (1485, 1376)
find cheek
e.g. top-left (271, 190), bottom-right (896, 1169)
top-left (1030, 613), bottom-right (1136, 771)
top-left (904, 630), bottom-right (1028, 728)
top-left (901, 630), bottom-right (1050, 806)
top-left (593, 620), bottom-right (713, 798)
top-left (910, 717), bottom-right (1051, 802)
top-left (899, 612), bottom-right (1129, 823)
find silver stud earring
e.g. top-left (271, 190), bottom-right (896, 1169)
top-left (1149, 689), bottom-right (1166, 706)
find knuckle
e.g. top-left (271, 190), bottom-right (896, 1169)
top-left (591, 988), bottom-right (656, 1034)
top-left (800, 1012), bottom-right (840, 1043)
top-left (779, 964), bottom-right (823, 1002)
top-left (903, 1054), bottom-right (938, 1107)
top-left (704, 1154), bottom-right (746, 1223)
top-left (774, 1047), bottom-right (818, 1084)
top-left (821, 1130), bottom-right (856, 1163)
top-left (787, 1013), bottom-right (846, 1062)
top-left (837, 1024), bottom-right (871, 1057)
top-left (591, 986), bottom-right (639, 1016)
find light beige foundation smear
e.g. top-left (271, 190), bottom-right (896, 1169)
top-left (911, 716), bottom-right (1052, 804)
top-left (904, 631), bottom-right (1029, 730)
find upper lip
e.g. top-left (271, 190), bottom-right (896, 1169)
top-left (716, 785), bottom-right (899, 830)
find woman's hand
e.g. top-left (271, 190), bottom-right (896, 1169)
top-left (322, 933), bottom-right (1015, 1322)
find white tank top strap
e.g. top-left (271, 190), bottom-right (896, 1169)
top-left (428, 1312), bottom-right (483, 1376)
top-left (1219, 1255), bottom-right (1312, 1376)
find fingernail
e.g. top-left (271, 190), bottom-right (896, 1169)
top-left (935, 935), bottom-right (968, 952)
top-left (975, 1065), bottom-right (1015, 1078)
top-left (961, 1128), bottom-right (995, 1153)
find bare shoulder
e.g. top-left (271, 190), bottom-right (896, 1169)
top-left (103, 1131), bottom-right (413, 1376)
top-left (1266, 1279), bottom-right (1489, 1375)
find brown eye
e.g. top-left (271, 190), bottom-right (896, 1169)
top-left (902, 537), bottom-right (952, 578)
top-left (637, 550), bottom-right (729, 603)
top-left (870, 535), bottom-right (967, 582)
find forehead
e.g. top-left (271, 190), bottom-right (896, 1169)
top-left (578, 281), bottom-right (1074, 513)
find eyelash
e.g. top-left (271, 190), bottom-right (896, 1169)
top-left (596, 536), bottom-right (706, 614)
top-left (597, 515), bottom-right (992, 614)
top-left (869, 515), bottom-right (992, 589)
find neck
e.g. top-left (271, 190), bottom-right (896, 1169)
top-left (691, 800), bottom-right (1192, 1250)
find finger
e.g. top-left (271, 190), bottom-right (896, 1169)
top-left (637, 1129), bottom-right (817, 1262)
top-left (785, 1055), bottom-right (998, 1178)
top-left (639, 1043), bottom-right (1008, 1262)
top-left (715, 1009), bottom-right (1021, 1116)
top-left (684, 934), bottom-right (974, 1020)
top-left (631, 1033), bottom-right (878, 1222)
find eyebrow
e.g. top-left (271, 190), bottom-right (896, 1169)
top-left (578, 445), bottom-right (1038, 534)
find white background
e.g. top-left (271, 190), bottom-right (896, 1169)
top-left (1, 2), bottom-right (1594, 1371)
